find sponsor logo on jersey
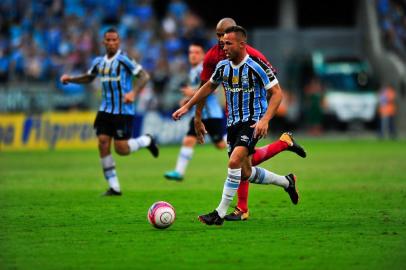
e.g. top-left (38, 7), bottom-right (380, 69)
top-left (240, 135), bottom-right (249, 142)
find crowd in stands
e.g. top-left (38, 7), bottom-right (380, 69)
top-left (0, 0), bottom-right (214, 111)
top-left (376, 0), bottom-right (406, 60)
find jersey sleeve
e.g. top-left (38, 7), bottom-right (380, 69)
top-left (200, 48), bottom-right (217, 82)
top-left (87, 57), bottom-right (102, 76)
top-left (119, 55), bottom-right (143, 76)
top-left (254, 62), bottom-right (278, 90)
top-left (209, 62), bottom-right (224, 85)
top-left (252, 56), bottom-right (278, 85)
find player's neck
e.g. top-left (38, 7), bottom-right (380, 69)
top-left (107, 50), bottom-right (119, 59)
top-left (231, 51), bottom-right (248, 66)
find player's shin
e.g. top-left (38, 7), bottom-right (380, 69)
top-left (251, 140), bottom-right (288, 166)
top-left (175, 146), bottom-right (194, 175)
top-left (236, 180), bottom-right (249, 212)
top-left (101, 155), bottom-right (120, 192)
top-left (216, 168), bottom-right (241, 218)
top-left (248, 167), bottom-right (289, 188)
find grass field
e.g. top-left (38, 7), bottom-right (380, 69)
top-left (1, 139), bottom-right (406, 269)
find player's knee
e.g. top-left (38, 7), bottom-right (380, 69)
top-left (228, 156), bottom-right (242, 168)
top-left (114, 143), bottom-right (129, 156)
top-left (98, 139), bottom-right (109, 151)
top-left (183, 136), bottom-right (196, 147)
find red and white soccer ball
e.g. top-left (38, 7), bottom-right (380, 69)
top-left (147, 201), bottom-right (176, 229)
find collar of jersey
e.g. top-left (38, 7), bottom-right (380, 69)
top-left (230, 54), bottom-right (249, 69)
top-left (104, 49), bottom-right (121, 63)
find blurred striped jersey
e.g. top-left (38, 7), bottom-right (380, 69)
top-left (88, 50), bottom-right (143, 115)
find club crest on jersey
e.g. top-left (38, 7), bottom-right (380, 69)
top-left (241, 74), bottom-right (249, 85)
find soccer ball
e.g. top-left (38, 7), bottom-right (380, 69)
top-left (147, 201), bottom-right (176, 229)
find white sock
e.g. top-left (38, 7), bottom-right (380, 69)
top-left (101, 155), bottom-right (120, 192)
top-left (248, 167), bottom-right (289, 188)
top-left (128, 135), bottom-right (151, 152)
top-left (216, 168), bottom-right (241, 218)
top-left (175, 146), bottom-right (194, 175)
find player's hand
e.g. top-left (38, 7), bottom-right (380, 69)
top-left (172, 106), bottom-right (189, 121)
top-left (181, 86), bottom-right (194, 97)
top-left (251, 119), bottom-right (268, 139)
top-left (124, 91), bottom-right (136, 103)
top-left (194, 118), bottom-right (207, 144)
top-left (60, 74), bottom-right (71, 84)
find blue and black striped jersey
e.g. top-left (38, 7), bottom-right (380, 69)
top-left (210, 54), bottom-right (278, 127)
top-left (189, 63), bottom-right (223, 120)
top-left (88, 50), bottom-right (143, 115)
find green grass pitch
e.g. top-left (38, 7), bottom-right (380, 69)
top-left (1, 139), bottom-right (405, 269)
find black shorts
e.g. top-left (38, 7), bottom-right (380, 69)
top-left (227, 121), bottom-right (259, 157)
top-left (187, 117), bottom-right (225, 144)
top-left (94, 111), bottom-right (133, 140)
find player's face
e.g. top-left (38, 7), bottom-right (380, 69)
top-left (223, 32), bottom-right (242, 61)
top-left (216, 31), bottom-right (226, 48)
top-left (188, 45), bottom-right (205, 66)
top-left (103, 32), bottom-right (120, 55)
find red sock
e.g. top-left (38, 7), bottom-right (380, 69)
top-left (252, 140), bottom-right (289, 166)
top-left (237, 180), bottom-right (249, 212)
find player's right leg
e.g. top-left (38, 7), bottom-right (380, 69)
top-left (94, 112), bottom-right (122, 196)
top-left (164, 135), bottom-right (197, 181)
top-left (252, 132), bottom-right (306, 166)
top-left (199, 122), bottom-right (256, 226)
top-left (165, 118), bottom-right (199, 181)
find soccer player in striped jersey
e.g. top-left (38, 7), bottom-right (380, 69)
top-left (173, 26), bottom-right (300, 225)
top-left (194, 18), bottom-right (306, 221)
top-left (164, 42), bottom-right (226, 181)
top-left (60, 28), bottom-right (159, 196)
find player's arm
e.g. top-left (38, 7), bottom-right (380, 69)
top-left (253, 83), bottom-right (282, 138)
top-left (172, 81), bottom-right (218, 120)
top-left (193, 80), bottom-right (209, 143)
top-left (124, 69), bottom-right (150, 103)
top-left (251, 59), bottom-right (282, 138)
top-left (60, 73), bottom-right (96, 84)
top-left (61, 57), bottom-right (101, 84)
top-left (122, 55), bottom-right (150, 103)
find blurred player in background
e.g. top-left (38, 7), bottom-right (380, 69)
top-left (173, 26), bottom-right (300, 225)
top-left (194, 18), bottom-right (306, 221)
top-left (164, 42), bottom-right (226, 181)
top-left (60, 28), bottom-right (159, 196)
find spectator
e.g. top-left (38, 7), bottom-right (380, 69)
top-left (378, 83), bottom-right (397, 139)
top-left (304, 77), bottom-right (324, 136)
top-left (1, 0), bottom-right (210, 112)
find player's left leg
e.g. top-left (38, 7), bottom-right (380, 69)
top-left (230, 132), bottom-right (306, 219)
top-left (112, 114), bottom-right (159, 157)
top-left (248, 167), bottom-right (299, 205)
